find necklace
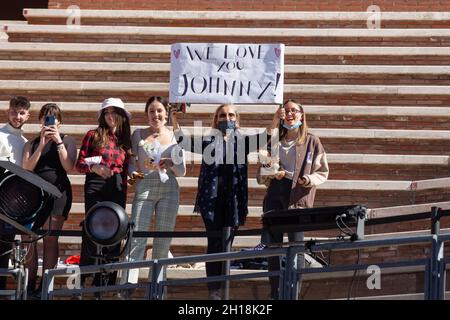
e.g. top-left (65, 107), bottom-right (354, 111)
top-left (281, 136), bottom-right (296, 147)
top-left (280, 139), bottom-right (295, 159)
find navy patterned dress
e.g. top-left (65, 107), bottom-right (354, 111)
top-left (179, 130), bottom-right (267, 227)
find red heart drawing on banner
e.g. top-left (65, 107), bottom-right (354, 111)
top-left (274, 48), bottom-right (281, 57)
top-left (173, 49), bottom-right (181, 59)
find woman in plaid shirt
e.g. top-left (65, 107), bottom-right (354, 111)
top-left (76, 97), bottom-right (132, 289)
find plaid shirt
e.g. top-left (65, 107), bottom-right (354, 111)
top-left (76, 129), bottom-right (129, 190)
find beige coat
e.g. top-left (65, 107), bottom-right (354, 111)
top-left (257, 133), bottom-right (329, 208)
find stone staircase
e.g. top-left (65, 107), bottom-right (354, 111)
top-left (1, 3), bottom-right (450, 299)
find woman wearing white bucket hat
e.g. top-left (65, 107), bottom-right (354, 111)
top-left (98, 97), bottom-right (132, 122)
top-left (76, 97), bottom-right (132, 290)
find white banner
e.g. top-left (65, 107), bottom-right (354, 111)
top-left (169, 43), bottom-right (284, 104)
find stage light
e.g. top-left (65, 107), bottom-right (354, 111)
top-left (0, 171), bottom-right (46, 226)
top-left (84, 202), bottom-right (130, 247)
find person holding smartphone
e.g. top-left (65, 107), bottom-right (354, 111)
top-left (22, 103), bottom-right (77, 298)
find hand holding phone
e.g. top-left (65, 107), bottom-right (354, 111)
top-left (45, 115), bottom-right (56, 127)
top-left (170, 103), bottom-right (189, 113)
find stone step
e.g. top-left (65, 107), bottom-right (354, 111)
top-left (5, 126), bottom-right (445, 179)
top-left (3, 101), bottom-right (450, 130)
top-left (69, 203), bottom-right (262, 218)
top-left (6, 60), bottom-right (450, 74)
top-left (2, 60), bottom-right (449, 85)
top-left (64, 201), bottom-right (450, 236)
top-left (142, 161), bottom-right (450, 181)
top-left (5, 143), bottom-right (450, 167)
top-left (13, 123), bottom-right (450, 155)
top-left (4, 24), bottom-right (450, 46)
top-left (18, 123), bottom-right (450, 141)
top-left (26, 135), bottom-right (450, 157)
top-left (24, 10), bottom-right (450, 22)
top-left (62, 177), bottom-right (450, 210)
top-left (78, 150), bottom-right (450, 181)
top-left (0, 80), bottom-right (448, 106)
top-left (66, 200), bottom-right (450, 220)
top-left (0, 20), bottom-right (27, 42)
top-left (58, 232), bottom-right (266, 248)
top-left (3, 101), bottom-right (450, 116)
top-left (65, 174), bottom-right (450, 192)
top-left (61, 200), bottom-right (450, 235)
top-left (23, 149), bottom-right (446, 181)
top-left (23, 9), bottom-right (450, 28)
top-left (1, 43), bottom-right (449, 65)
top-left (47, 0), bottom-right (450, 12)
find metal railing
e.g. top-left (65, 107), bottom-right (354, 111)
top-left (40, 232), bottom-right (450, 300)
top-left (0, 267), bottom-right (27, 300)
top-left (30, 206), bottom-right (450, 300)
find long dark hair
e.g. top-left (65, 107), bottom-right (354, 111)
top-left (145, 96), bottom-right (169, 114)
top-left (93, 107), bottom-right (132, 154)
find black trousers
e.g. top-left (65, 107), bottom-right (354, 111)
top-left (79, 174), bottom-right (126, 287)
top-left (201, 179), bottom-right (235, 291)
top-left (0, 221), bottom-right (14, 290)
top-left (261, 178), bottom-right (305, 298)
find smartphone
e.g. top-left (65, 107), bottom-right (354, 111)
top-left (45, 115), bottom-right (55, 126)
top-left (170, 103), bottom-right (190, 113)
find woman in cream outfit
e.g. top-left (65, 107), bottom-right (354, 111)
top-left (123, 96), bottom-right (186, 288)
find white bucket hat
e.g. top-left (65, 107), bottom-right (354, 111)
top-left (99, 98), bottom-right (131, 121)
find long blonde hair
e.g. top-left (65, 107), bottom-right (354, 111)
top-left (211, 104), bottom-right (241, 129)
top-left (279, 99), bottom-right (309, 144)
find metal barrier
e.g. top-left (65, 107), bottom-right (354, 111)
top-left (0, 267), bottom-right (27, 300)
top-left (40, 231), bottom-right (450, 300)
top-left (27, 206), bottom-right (450, 300)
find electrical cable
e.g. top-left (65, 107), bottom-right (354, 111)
top-left (347, 248), bottom-right (362, 300)
top-left (335, 217), bottom-right (352, 237)
top-left (339, 216), bottom-right (355, 236)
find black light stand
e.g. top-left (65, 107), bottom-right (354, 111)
top-left (83, 201), bottom-right (132, 299)
top-left (0, 161), bottom-right (62, 300)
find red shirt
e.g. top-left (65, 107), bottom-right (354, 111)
top-left (76, 130), bottom-right (129, 190)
